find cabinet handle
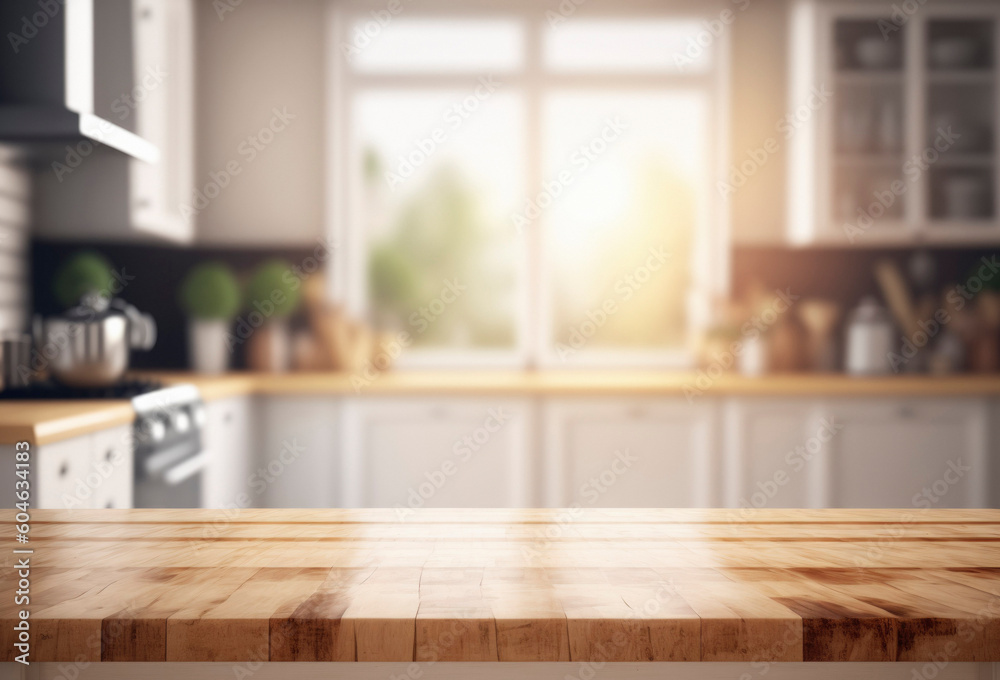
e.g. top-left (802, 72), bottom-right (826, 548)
top-left (105, 449), bottom-right (114, 462)
top-left (900, 405), bottom-right (916, 419)
top-left (59, 463), bottom-right (69, 478)
top-left (105, 501), bottom-right (114, 509)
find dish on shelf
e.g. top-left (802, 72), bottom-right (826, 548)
top-left (942, 172), bottom-right (991, 219)
top-left (929, 38), bottom-right (980, 69)
top-left (854, 36), bottom-right (897, 69)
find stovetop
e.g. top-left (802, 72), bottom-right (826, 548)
top-left (0, 378), bottom-right (164, 401)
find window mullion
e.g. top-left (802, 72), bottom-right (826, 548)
top-left (524, 16), bottom-right (544, 369)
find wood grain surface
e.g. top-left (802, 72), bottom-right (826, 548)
top-left (1, 509), bottom-right (998, 663)
top-left (0, 400), bottom-right (135, 445)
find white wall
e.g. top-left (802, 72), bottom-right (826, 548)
top-left (191, 0), bottom-right (791, 247)
top-left (729, 0), bottom-right (790, 245)
top-left (0, 146), bottom-right (31, 333)
top-left (194, 0), bottom-right (326, 246)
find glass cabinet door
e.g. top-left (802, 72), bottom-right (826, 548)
top-left (831, 18), bottom-right (908, 235)
top-left (924, 16), bottom-right (996, 227)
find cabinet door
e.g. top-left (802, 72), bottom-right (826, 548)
top-left (543, 399), bottom-right (719, 508)
top-left (89, 425), bottom-right (134, 509)
top-left (824, 398), bottom-right (989, 508)
top-left (130, 0), bottom-right (194, 240)
top-left (202, 397), bottom-right (254, 508)
top-left (259, 397), bottom-right (340, 508)
top-left (35, 435), bottom-right (95, 510)
top-left (723, 399), bottom-right (831, 509)
top-left (341, 398), bottom-right (532, 509)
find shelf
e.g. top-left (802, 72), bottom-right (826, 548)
top-left (835, 153), bottom-right (904, 167)
top-left (934, 153), bottom-right (994, 168)
top-left (927, 69), bottom-right (995, 84)
top-left (835, 70), bottom-right (905, 86)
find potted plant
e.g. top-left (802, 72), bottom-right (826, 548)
top-left (179, 262), bottom-right (241, 374)
top-left (52, 250), bottom-right (114, 309)
top-left (244, 259), bottom-right (301, 372)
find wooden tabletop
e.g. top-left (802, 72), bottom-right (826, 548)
top-left (2, 508), bottom-right (999, 663)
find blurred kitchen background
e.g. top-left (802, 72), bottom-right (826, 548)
top-left (1, 0), bottom-right (1000, 512)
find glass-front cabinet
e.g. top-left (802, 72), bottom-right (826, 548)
top-left (788, 1), bottom-right (999, 245)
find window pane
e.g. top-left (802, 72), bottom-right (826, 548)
top-left (544, 19), bottom-right (712, 73)
top-left (541, 91), bottom-right (707, 354)
top-left (354, 90), bottom-right (523, 350)
top-left (349, 19), bottom-right (524, 73)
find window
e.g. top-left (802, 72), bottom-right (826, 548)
top-left (328, 4), bottom-right (727, 367)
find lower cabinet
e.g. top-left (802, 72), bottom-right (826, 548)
top-left (340, 398), bottom-right (533, 509)
top-left (192, 392), bottom-right (1000, 511)
top-left (543, 399), bottom-right (720, 507)
top-left (202, 396), bottom-right (254, 508)
top-left (723, 400), bottom-right (832, 509)
top-left (0, 424), bottom-right (133, 510)
top-left (822, 399), bottom-right (989, 509)
top-left (258, 396), bottom-right (341, 508)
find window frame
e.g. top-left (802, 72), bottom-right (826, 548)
top-left (326, 0), bottom-right (731, 369)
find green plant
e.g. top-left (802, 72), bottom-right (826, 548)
top-left (52, 250), bottom-right (114, 308)
top-left (179, 262), bottom-right (242, 320)
top-left (245, 259), bottom-right (301, 318)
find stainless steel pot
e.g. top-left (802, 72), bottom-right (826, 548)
top-left (33, 294), bottom-right (157, 387)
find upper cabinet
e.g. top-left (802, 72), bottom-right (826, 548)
top-left (29, 0), bottom-right (194, 243)
top-left (788, 1), bottom-right (1000, 246)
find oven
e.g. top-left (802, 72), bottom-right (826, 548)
top-left (132, 384), bottom-right (207, 508)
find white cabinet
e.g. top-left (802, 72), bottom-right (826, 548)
top-left (341, 398), bottom-right (532, 509)
top-left (89, 425), bottom-right (135, 509)
top-left (0, 425), bottom-right (134, 510)
top-left (787, 1), bottom-right (1000, 245)
top-left (33, 0), bottom-right (194, 242)
top-left (127, 0), bottom-right (195, 240)
top-left (259, 396), bottom-right (341, 508)
top-left (822, 398), bottom-right (989, 508)
top-left (543, 399), bottom-right (720, 508)
top-left (202, 396), bottom-right (254, 509)
top-left (723, 399), bottom-right (832, 509)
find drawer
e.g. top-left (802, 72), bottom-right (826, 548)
top-left (35, 435), bottom-right (94, 509)
top-left (90, 425), bottom-right (134, 510)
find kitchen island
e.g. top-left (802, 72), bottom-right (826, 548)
top-left (1, 509), bottom-right (998, 679)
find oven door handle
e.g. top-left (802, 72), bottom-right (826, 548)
top-left (161, 451), bottom-right (209, 486)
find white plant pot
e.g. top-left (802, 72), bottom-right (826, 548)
top-left (188, 319), bottom-right (231, 374)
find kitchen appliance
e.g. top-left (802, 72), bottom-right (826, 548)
top-left (0, 333), bottom-right (32, 391)
top-left (0, 377), bottom-right (164, 401)
top-left (33, 294), bottom-right (157, 388)
top-left (132, 384), bottom-right (207, 508)
top-left (844, 296), bottom-right (896, 375)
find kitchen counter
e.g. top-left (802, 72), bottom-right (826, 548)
top-left (0, 400), bottom-right (134, 446)
top-left (4, 371), bottom-right (1000, 445)
top-left (3, 508), bottom-right (999, 664)
top-left (153, 369), bottom-right (1000, 398)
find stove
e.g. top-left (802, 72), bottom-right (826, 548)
top-left (0, 378), bottom-right (165, 400)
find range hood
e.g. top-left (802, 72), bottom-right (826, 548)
top-left (0, 0), bottom-right (159, 163)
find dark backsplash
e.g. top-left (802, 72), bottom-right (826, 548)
top-left (731, 246), bottom-right (1000, 306)
top-left (31, 240), bottom-right (319, 370)
top-left (31, 240), bottom-right (1000, 371)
